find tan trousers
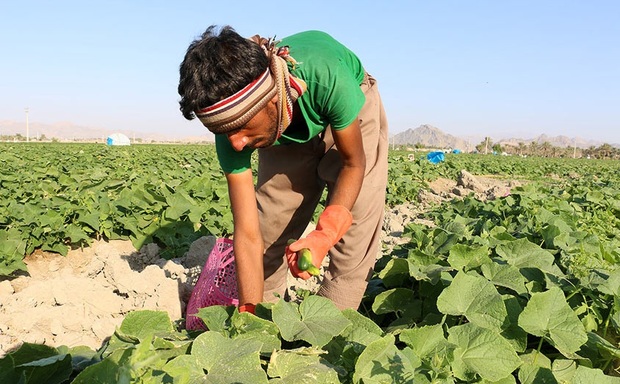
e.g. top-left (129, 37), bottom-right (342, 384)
top-left (256, 73), bottom-right (388, 310)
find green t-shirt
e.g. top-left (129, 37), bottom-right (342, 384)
top-left (215, 30), bottom-right (366, 174)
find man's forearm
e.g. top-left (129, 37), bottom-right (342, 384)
top-left (329, 163), bottom-right (364, 210)
top-left (233, 237), bottom-right (265, 305)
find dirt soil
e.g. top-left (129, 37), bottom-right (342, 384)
top-left (0, 170), bottom-right (517, 357)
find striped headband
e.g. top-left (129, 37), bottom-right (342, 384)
top-left (195, 67), bottom-right (277, 134)
top-left (196, 35), bottom-right (306, 136)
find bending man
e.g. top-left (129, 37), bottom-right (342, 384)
top-left (178, 25), bottom-right (388, 312)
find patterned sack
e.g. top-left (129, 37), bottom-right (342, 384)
top-left (185, 238), bottom-right (238, 330)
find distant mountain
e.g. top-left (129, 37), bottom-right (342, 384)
top-left (392, 125), bottom-right (618, 151)
top-left (392, 125), bottom-right (471, 151)
top-left (0, 120), bottom-right (214, 143)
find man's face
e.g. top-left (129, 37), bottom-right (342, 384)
top-left (225, 101), bottom-right (278, 151)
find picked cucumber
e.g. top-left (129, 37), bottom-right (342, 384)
top-left (288, 239), bottom-right (321, 276)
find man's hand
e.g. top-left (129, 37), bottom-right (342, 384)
top-left (286, 205), bottom-right (353, 280)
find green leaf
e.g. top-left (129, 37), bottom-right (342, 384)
top-left (322, 309), bottom-right (384, 374)
top-left (371, 288), bottom-right (416, 315)
top-left (15, 354), bottom-right (73, 384)
top-left (0, 248), bottom-right (28, 275)
top-left (598, 268), bottom-right (620, 296)
top-left (78, 212), bottom-right (100, 232)
top-left (448, 323), bottom-right (522, 382)
top-left (5, 343), bottom-right (73, 384)
top-left (479, 375), bottom-right (517, 384)
top-left (551, 359), bottom-right (577, 383)
top-left (41, 241), bottom-right (69, 256)
top-left (495, 238), bottom-right (564, 277)
top-left (64, 345), bottom-right (100, 371)
top-left (585, 190), bottom-right (604, 204)
top-left (481, 260), bottom-right (528, 295)
top-left (113, 196), bottom-right (133, 211)
top-left (407, 262), bottom-right (451, 284)
top-left (377, 258), bottom-right (410, 288)
top-left (191, 331), bottom-right (267, 383)
top-left (571, 365), bottom-right (620, 384)
top-left (194, 305), bottom-right (236, 334)
top-left (65, 223), bottom-right (91, 244)
top-left (0, 355), bottom-right (21, 384)
top-left (72, 357), bottom-right (126, 384)
top-left (352, 334), bottom-right (420, 384)
top-left (517, 287), bottom-right (588, 357)
top-left (8, 342), bottom-right (60, 367)
top-left (517, 350), bottom-right (555, 384)
top-left (116, 216), bottom-right (141, 237)
top-left (267, 348), bottom-right (340, 383)
top-left (231, 311), bottom-right (282, 354)
top-left (436, 271), bottom-right (508, 331)
top-left (339, 308), bottom-right (384, 343)
top-left (432, 231), bottom-right (459, 256)
top-left (541, 222), bottom-right (571, 249)
top-left (165, 191), bottom-right (195, 220)
top-left (584, 331), bottom-right (620, 361)
top-left (399, 324), bottom-right (450, 360)
top-left (447, 244), bottom-right (491, 271)
top-left (501, 295), bottom-right (527, 353)
top-left (116, 310), bottom-right (175, 341)
top-left (272, 296), bottom-right (351, 347)
top-left (0, 227), bottom-right (28, 258)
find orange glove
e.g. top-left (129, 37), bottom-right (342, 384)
top-left (286, 205), bottom-right (353, 280)
top-left (239, 304), bottom-right (256, 314)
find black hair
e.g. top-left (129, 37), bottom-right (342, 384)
top-left (178, 25), bottom-right (269, 120)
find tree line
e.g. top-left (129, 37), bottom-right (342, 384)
top-left (475, 137), bottom-right (620, 160)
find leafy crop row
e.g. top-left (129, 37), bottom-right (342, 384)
top-left (360, 180), bottom-right (620, 382)
top-left (2, 144), bottom-right (617, 276)
top-left (2, 144), bottom-right (620, 382)
top-left (0, 143), bottom-right (232, 275)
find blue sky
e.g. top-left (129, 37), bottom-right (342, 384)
top-left (1, 0), bottom-right (619, 143)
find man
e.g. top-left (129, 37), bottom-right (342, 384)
top-left (178, 25), bottom-right (388, 312)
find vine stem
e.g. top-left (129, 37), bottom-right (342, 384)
top-left (602, 311), bottom-right (610, 339)
top-left (565, 286), bottom-right (582, 301)
top-left (533, 337), bottom-right (544, 365)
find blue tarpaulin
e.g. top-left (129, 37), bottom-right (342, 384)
top-left (452, 149), bottom-right (462, 154)
top-left (426, 151), bottom-right (445, 164)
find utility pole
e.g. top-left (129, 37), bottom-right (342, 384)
top-left (573, 138), bottom-right (577, 159)
top-left (25, 107), bottom-right (30, 142)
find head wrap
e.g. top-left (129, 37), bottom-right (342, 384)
top-left (196, 36), bottom-right (307, 136)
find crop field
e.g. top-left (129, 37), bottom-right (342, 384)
top-left (1, 142), bottom-right (619, 383)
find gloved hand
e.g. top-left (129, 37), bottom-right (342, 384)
top-left (286, 205), bottom-right (353, 280)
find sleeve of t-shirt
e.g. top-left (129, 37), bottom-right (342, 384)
top-left (215, 135), bottom-right (254, 174)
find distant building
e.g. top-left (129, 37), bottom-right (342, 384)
top-left (106, 133), bottom-right (131, 146)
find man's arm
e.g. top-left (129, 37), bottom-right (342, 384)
top-left (225, 169), bottom-right (264, 306)
top-left (286, 118), bottom-right (366, 279)
top-left (329, 118), bottom-right (366, 209)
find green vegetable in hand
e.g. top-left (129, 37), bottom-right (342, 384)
top-left (298, 248), bottom-right (321, 275)
top-left (288, 239), bottom-right (321, 276)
